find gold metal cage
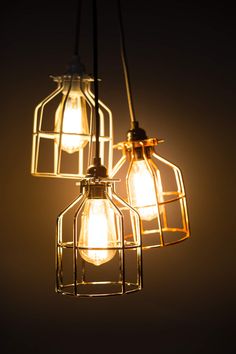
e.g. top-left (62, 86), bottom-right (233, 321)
top-left (56, 179), bottom-right (143, 297)
top-left (31, 74), bottom-right (113, 179)
top-left (111, 138), bottom-right (190, 249)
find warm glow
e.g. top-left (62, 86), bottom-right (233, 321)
top-left (55, 92), bottom-right (89, 153)
top-left (78, 199), bottom-right (118, 266)
top-left (128, 159), bottom-right (164, 221)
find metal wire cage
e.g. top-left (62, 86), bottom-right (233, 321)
top-left (56, 179), bottom-right (143, 297)
top-left (111, 138), bottom-right (190, 249)
top-left (31, 74), bottom-right (113, 179)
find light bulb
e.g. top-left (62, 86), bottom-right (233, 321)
top-left (128, 159), bottom-right (164, 221)
top-left (78, 199), bottom-right (118, 266)
top-left (55, 88), bottom-right (89, 154)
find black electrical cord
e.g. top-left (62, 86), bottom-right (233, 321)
top-left (92, 0), bottom-right (100, 166)
top-left (66, 0), bottom-right (84, 74)
top-left (117, 0), bottom-right (136, 126)
top-left (74, 0), bottom-right (82, 56)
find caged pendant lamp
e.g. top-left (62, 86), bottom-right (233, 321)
top-left (110, 1), bottom-right (190, 249)
top-left (56, 0), bottom-right (142, 297)
top-left (31, 0), bottom-right (190, 298)
top-left (31, 1), bottom-right (113, 179)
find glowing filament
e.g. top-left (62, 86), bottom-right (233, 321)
top-left (55, 93), bottom-right (89, 153)
top-left (128, 159), bottom-right (164, 221)
top-left (78, 199), bottom-right (118, 266)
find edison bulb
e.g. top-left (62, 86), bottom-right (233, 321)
top-left (128, 159), bottom-right (164, 221)
top-left (78, 199), bottom-right (118, 266)
top-left (55, 89), bottom-right (89, 154)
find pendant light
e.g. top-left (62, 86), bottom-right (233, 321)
top-left (110, 0), bottom-right (190, 248)
top-left (56, 0), bottom-right (142, 297)
top-left (31, 1), bottom-right (113, 179)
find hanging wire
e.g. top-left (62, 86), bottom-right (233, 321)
top-left (92, 0), bottom-right (100, 165)
top-left (74, 0), bottom-right (82, 56)
top-left (117, 0), bottom-right (136, 125)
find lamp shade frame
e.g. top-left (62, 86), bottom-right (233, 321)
top-left (111, 138), bottom-right (190, 249)
top-left (31, 74), bottom-right (113, 179)
top-left (56, 179), bottom-right (143, 297)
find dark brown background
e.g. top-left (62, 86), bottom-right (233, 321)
top-left (1, 1), bottom-right (235, 353)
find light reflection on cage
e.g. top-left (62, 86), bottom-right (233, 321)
top-left (31, 74), bottom-right (113, 179)
top-left (111, 138), bottom-right (190, 249)
top-left (56, 179), bottom-right (143, 297)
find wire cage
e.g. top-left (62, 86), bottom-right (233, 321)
top-left (31, 74), bottom-right (113, 179)
top-left (111, 138), bottom-right (190, 249)
top-left (56, 179), bottom-right (143, 297)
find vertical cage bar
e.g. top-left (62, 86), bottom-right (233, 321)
top-left (56, 77), bottom-right (73, 174)
top-left (56, 216), bottom-right (63, 290)
top-left (73, 212), bottom-right (78, 295)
